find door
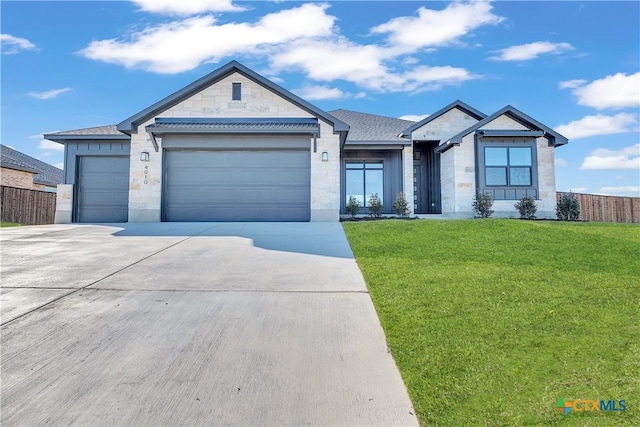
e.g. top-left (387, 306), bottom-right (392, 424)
top-left (76, 156), bottom-right (130, 222)
top-left (164, 149), bottom-right (310, 222)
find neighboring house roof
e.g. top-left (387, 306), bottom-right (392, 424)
top-left (44, 125), bottom-right (130, 142)
top-left (435, 105), bottom-right (569, 153)
top-left (329, 109), bottom-right (415, 144)
top-left (117, 60), bottom-right (349, 135)
top-left (146, 118), bottom-right (320, 135)
top-left (1, 156), bottom-right (39, 174)
top-left (0, 144), bottom-right (64, 186)
top-left (400, 100), bottom-right (487, 137)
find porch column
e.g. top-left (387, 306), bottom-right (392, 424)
top-left (402, 144), bottom-right (414, 215)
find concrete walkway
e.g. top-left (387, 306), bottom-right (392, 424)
top-left (1, 223), bottom-right (417, 426)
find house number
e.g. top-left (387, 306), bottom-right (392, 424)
top-left (144, 165), bottom-right (148, 184)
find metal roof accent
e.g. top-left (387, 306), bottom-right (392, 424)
top-left (117, 60), bottom-right (349, 135)
top-left (435, 105), bottom-right (569, 154)
top-left (476, 130), bottom-right (545, 138)
top-left (329, 109), bottom-right (415, 143)
top-left (400, 100), bottom-right (487, 137)
top-left (0, 144), bottom-right (64, 185)
top-left (146, 117), bottom-right (320, 134)
top-left (44, 125), bottom-right (130, 142)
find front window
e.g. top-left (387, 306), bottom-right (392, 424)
top-left (346, 161), bottom-right (383, 206)
top-left (484, 147), bottom-right (532, 187)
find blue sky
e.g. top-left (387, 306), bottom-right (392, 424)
top-left (1, 0), bottom-right (638, 196)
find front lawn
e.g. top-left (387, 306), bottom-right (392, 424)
top-left (343, 220), bottom-right (639, 426)
top-left (0, 222), bottom-right (22, 227)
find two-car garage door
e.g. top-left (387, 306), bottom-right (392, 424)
top-left (163, 136), bottom-right (310, 221)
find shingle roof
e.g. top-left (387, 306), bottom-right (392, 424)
top-left (44, 125), bottom-right (129, 140)
top-left (328, 109), bottom-right (415, 142)
top-left (0, 144), bottom-right (64, 186)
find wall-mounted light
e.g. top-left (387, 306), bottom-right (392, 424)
top-left (321, 151), bottom-right (328, 162)
top-left (140, 151), bottom-right (150, 162)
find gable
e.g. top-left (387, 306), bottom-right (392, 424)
top-left (410, 106), bottom-right (482, 142)
top-left (117, 61), bottom-right (348, 134)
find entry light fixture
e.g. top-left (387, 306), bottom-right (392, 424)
top-left (321, 151), bottom-right (328, 162)
top-left (140, 151), bottom-right (150, 162)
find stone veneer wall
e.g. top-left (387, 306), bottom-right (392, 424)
top-left (442, 113), bottom-right (557, 218)
top-left (127, 71), bottom-right (341, 222)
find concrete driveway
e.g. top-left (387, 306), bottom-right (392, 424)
top-left (1, 223), bottom-right (417, 426)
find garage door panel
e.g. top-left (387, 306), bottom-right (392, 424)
top-left (164, 149), bottom-right (310, 222)
top-left (77, 156), bottom-right (130, 223)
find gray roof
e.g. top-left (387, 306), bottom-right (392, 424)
top-left (44, 125), bottom-right (130, 142)
top-left (118, 60), bottom-right (349, 135)
top-left (0, 144), bottom-right (64, 186)
top-left (146, 118), bottom-right (320, 135)
top-left (329, 109), bottom-right (415, 143)
top-left (436, 104), bottom-right (569, 153)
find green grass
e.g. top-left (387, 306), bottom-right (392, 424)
top-left (343, 220), bottom-right (639, 426)
top-left (0, 222), bottom-right (22, 227)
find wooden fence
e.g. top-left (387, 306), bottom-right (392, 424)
top-left (556, 192), bottom-right (640, 223)
top-left (0, 186), bottom-right (57, 225)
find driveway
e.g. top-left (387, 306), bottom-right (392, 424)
top-left (0, 223), bottom-right (417, 426)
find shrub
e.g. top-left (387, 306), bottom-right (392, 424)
top-left (472, 192), bottom-right (494, 218)
top-left (345, 195), bottom-right (361, 218)
top-left (392, 192), bottom-right (410, 217)
top-left (514, 196), bottom-right (537, 219)
top-left (368, 193), bottom-right (383, 218)
top-left (556, 193), bottom-right (580, 221)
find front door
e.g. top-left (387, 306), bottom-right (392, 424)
top-left (413, 144), bottom-right (442, 214)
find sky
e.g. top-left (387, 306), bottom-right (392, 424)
top-left (1, 0), bottom-right (639, 196)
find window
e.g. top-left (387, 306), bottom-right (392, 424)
top-left (232, 83), bottom-right (241, 101)
top-left (484, 147), bottom-right (532, 187)
top-left (346, 161), bottom-right (383, 207)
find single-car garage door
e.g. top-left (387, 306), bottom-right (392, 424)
top-left (164, 149), bottom-right (310, 222)
top-left (76, 156), bottom-right (130, 223)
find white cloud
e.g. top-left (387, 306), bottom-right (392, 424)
top-left (399, 114), bottom-right (429, 122)
top-left (558, 79), bottom-right (587, 89)
top-left (293, 85), bottom-right (345, 100)
top-left (581, 144), bottom-right (640, 169)
top-left (0, 34), bottom-right (37, 54)
top-left (80, 4), bottom-right (336, 74)
top-left (488, 41), bottom-right (573, 61)
top-left (371, 1), bottom-right (503, 52)
top-left (569, 187), bottom-right (588, 193)
top-left (561, 72), bottom-right (640, 109)
top-left (53, 162), bottom-right (64, 170)
top-left (38, 139), bottom-right (64, 152)
top-left (80, 2), bottom-right (496, 94)
top-left (28, 88), bottom-right (71, 100)
top-left (555, 113), bottom-right (637, 139)
top-left (555, 158), bottom-right (568, 167)
top-left (132, 0), bottom-right (244, 15)
top-left (599, 186), bottom-right (640, 195)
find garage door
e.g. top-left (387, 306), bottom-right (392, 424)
top-left (76, 156), bottom-right (129, 223)
top-left (164, 150), bottom-right (310, 222)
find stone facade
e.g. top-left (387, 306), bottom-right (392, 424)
top-left (440, 113), bottom-right (557, 218)
top-left (127, 72), bottom-right (341, 222)
top-left (54, 184), bottom-right (73, 223)
top-left (1, 167), bottom-right (35, 190)
top-left (410, 107), bottom-right (481, 142)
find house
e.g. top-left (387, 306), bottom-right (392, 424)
top-left (0, 145), bottom-right (64, 192)
top-left (44, 60), bottom-right (567, 223)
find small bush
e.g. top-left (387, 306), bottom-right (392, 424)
top-left (392, 192), bottom-right (410, 217)
top-left (368, 193), bottom-right (383, 218)
top-left (472, 192), bottom-right (494, 218)
top-left (514, 196), bottom-right (537, 219)
top-left (556, 193), bottom-right (580, 221)
top-left (345, 196), bottom-right (361, 218)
